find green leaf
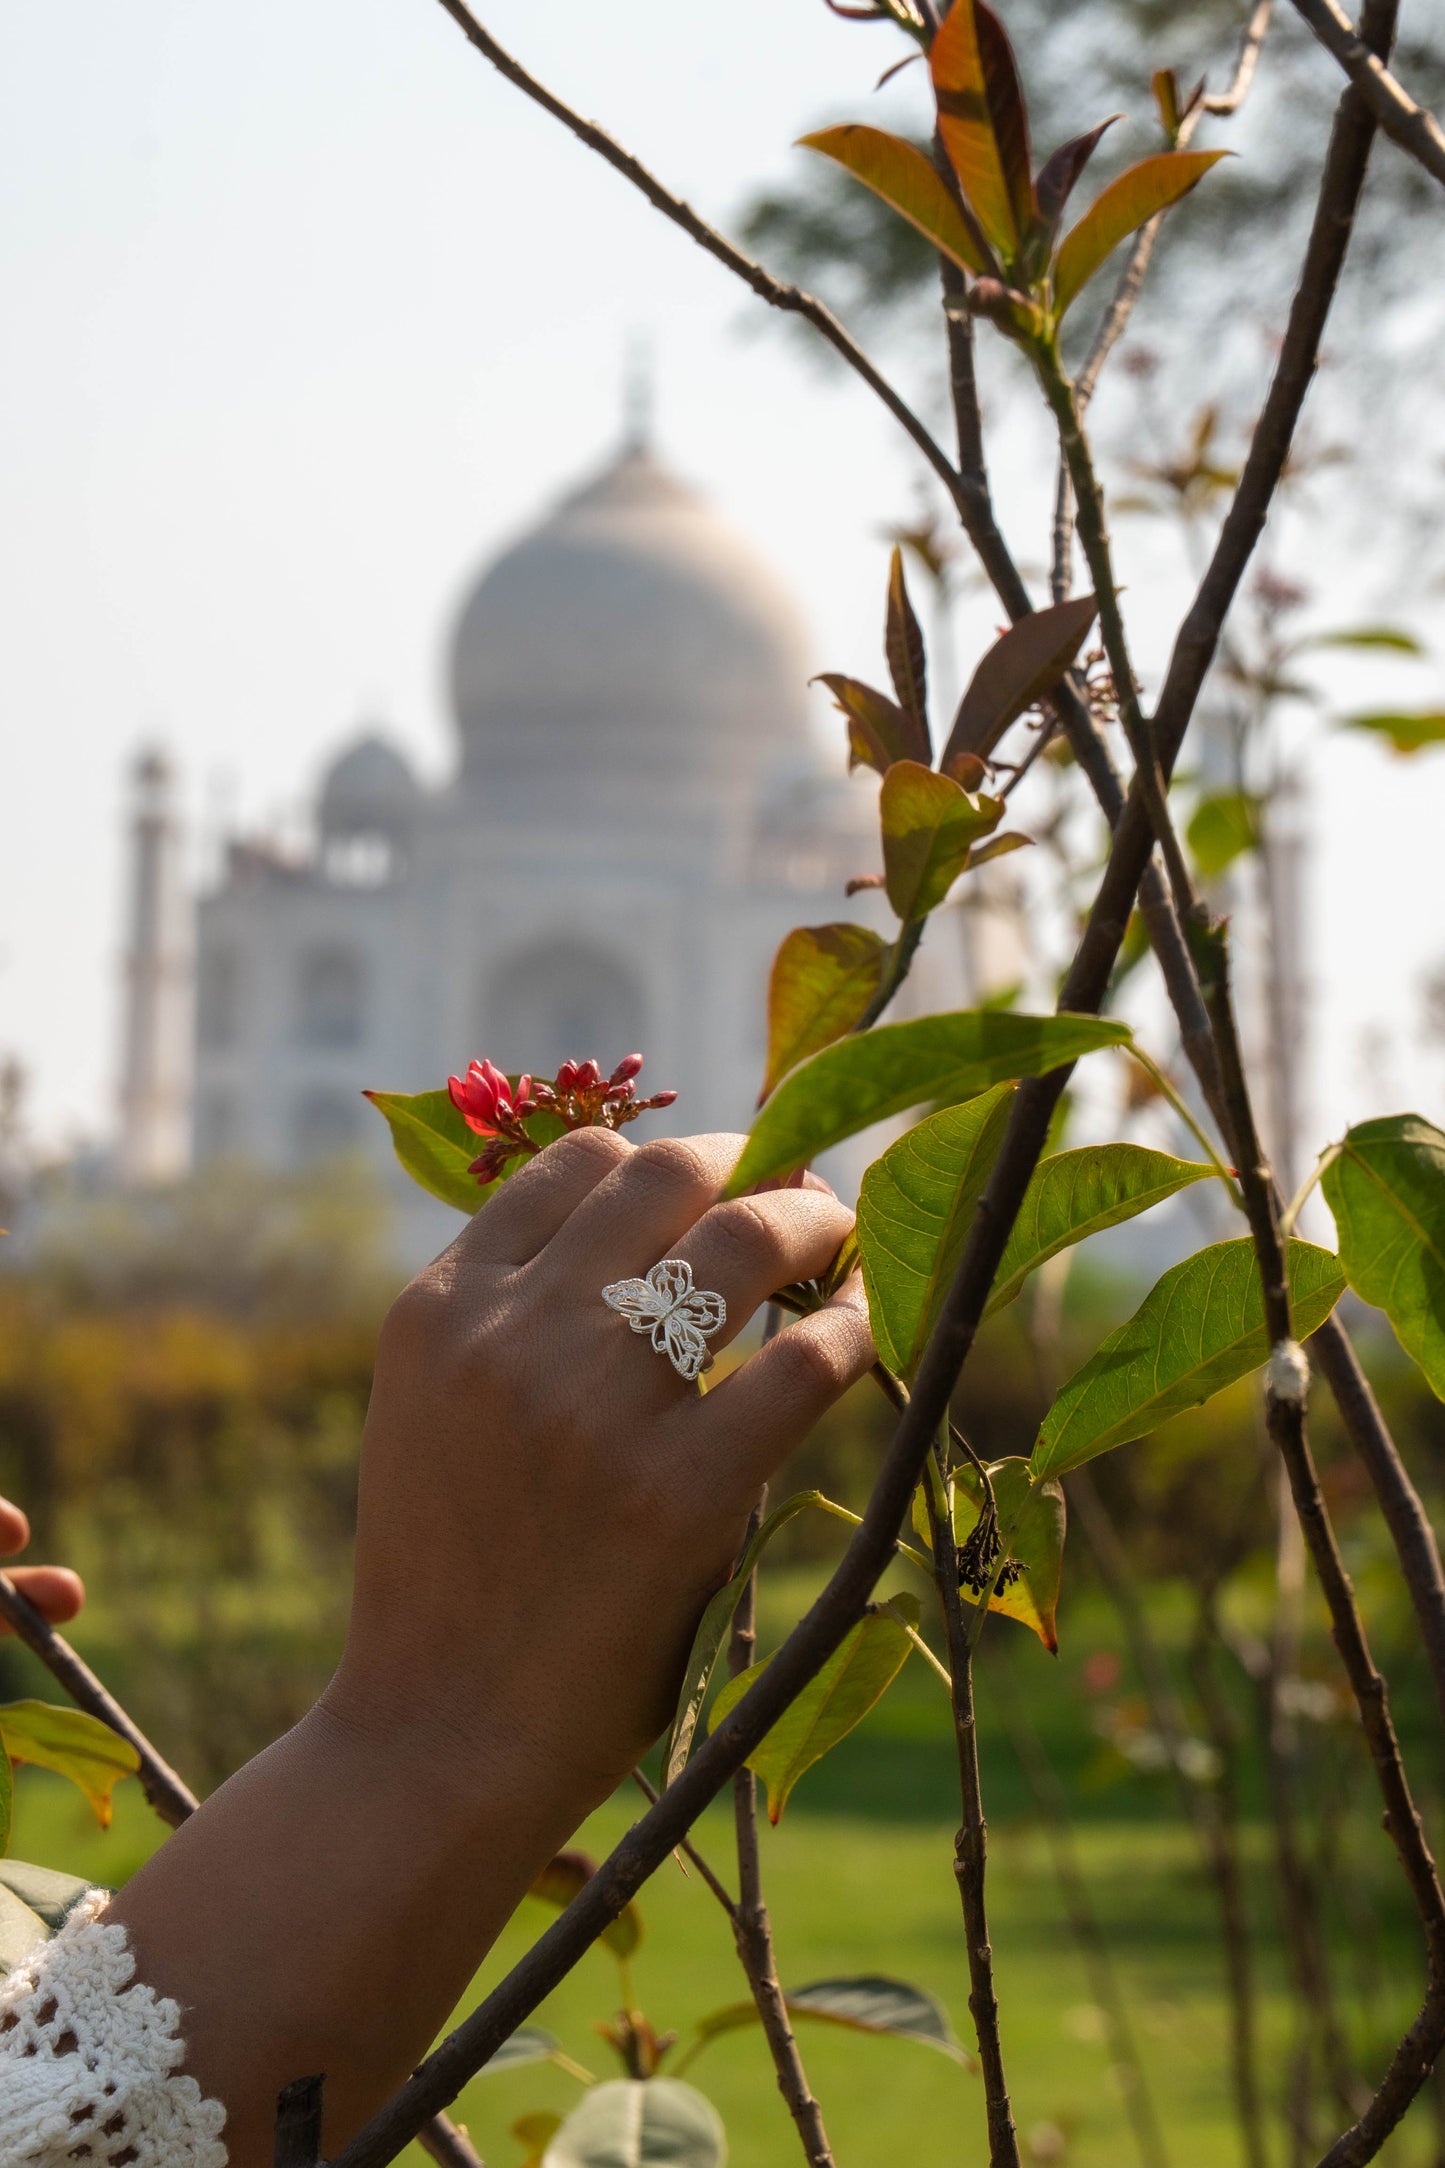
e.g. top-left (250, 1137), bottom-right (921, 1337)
top-left (880, 762), bottom-right (1004, 920)
top-left (0, 1860), bottom-right (96, 1932)
top-left (930, 0), bottom-right (1022, 258)
top-left (1338, 710), bottom-right (1445, 755)
top-left (1305, 625), bottom-right (1425, 655)
top-left (1052, 151), bottom-right (1229, 319)
top-left (516, 2111), bottom-right (564, 2168)
top-left (724, 1010), bottom-right (1131, 1196)
top-left (0, 1881), bottom-right (43, 1974)
top-left (663, 1492), bottom-right (830, 1784)
top-left (708, 1598), bottom-right (918, 1822)
top-left (1031, 1237), bottom-right (1346, 1478)
top-left (1321, 1114), bottom-right (1445, 1398)
top-left (1187, 791), bottom-right (1261, 877)
top-left (857, 1086), bottom-right (1016, 1376)
top-left (813, 672), bottom-right (930, 775)
top-left (761, 925), bottom-right (887, 1100)
top-left (798, 125), bottom-right (986, 276)
top-left (934, 1458), bottom-right (1066, 1650)
top-left (691, 1975), bottom-right (972, 2066)
top-left (966, 831), bottom-right (1033, 871)
top-left (543, 2080), bottom-right (725, 2168)
top-left (0, 1701), bottom-right (140, 1829)
top-left (365, 1088), bottom-right (565, 1214)
top-left (484, 2026), bottom-right (565, 2074)
top-left (986, 1144), bottom-right (1217, 1317)
top-left (529, 1850), bottom-right (642, 1961)
top-left (940, 596), bottom-right (1098, 773)
top-left (885, 546), bottom-right (929, 742)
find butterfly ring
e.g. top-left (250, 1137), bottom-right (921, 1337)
top-left (601, 1258), bottom-right (728, 1384)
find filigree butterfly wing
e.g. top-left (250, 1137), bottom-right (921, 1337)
top-left (660, 1285), bottom-right (728, 1381)
top-left (601, 1275), bottom-right (666, 1335)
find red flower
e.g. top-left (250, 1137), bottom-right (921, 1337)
top-left (448, 1058), bottom-right (533, 1137)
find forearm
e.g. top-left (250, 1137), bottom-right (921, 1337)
top-left (106, 1699), bottom-right (585, 2167)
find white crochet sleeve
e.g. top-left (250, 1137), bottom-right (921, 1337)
top-left (0, 1891), bottom-right (228, 2168)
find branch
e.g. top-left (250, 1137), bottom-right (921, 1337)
top-left (726, 1487), bottom-right (836, 2167)
top-left (1197, 923), bottom-right (1445, 2163)
top-left (428, 0), bottom-right (970, 519)
top-left (1288, 0), bottom-right (1445, 189)
top-left (923, 1451), bottom-right (1020, 2168)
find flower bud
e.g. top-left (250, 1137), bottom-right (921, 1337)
top-left (575, 1058), bottom-right (602, 1091)
top-left (610, 1052), bottom-right (645, 1086)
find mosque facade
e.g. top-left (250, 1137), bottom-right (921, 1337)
top-left (121, 431), bottom-right (976, 1249)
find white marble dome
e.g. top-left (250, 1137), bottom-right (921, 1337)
top-left (318, 733), bottom-right (420, 840)
top-left (448, 443), bottom-right (812, 801)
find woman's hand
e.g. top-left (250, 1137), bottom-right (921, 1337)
top-left (108, 1130), bottom-right (873, 2162)
top-left (0, 1496), bottom-right (85, 1630)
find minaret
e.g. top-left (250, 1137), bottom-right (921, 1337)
top-left (117, 748), bottom-right (192, 1184)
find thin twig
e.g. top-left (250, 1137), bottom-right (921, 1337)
top-left (922, 1440), bottom-right (1020, 2168)
top-left (416, 2115), bottom-right (487, 2168)
top-left (630, 1769), bottom-right (738, 1916)
top-left (1197, 921), bottom-right (1445, 2164)
top-left (727, 1486), bottom-right (836, 2168)
top-left (1288, 0), bottom-right (1445, 187)
top-left (273, 2075), bottom-right (326, 2168)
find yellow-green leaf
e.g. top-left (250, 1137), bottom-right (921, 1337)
top-left (880, 762), bottom-right (1004, 920)
top-left (690, 1975), bottom-right (972, 2065)
top-left (930, 0), bottom-right (1020, 258)
top-left (944, 1458), bottom-right (1066, 1650)
top-left (798, 125), bottom-right (986, 275)
top-left (1321, 1114), bottom-right (1445, 1398)
top-left (1031, 1237), bottom-right (1346, 1478)
top-left (858, 1087), bottom-right (1016, 1376)
top-left (529, 1850), bottom-right (642, 1961)
top-left (1338, 710), bottom-right (1445, 755)
top-left (762, 925), bottom-right (887, 1100)
top-left (709, 1599), bottom-right (918, 1822)
top-left (515, 2111), bottom-right (563, 2168)
top-left (985, 1143), bottom-right (1218, 1316)
top-left (725, 1009), bottom-right (1131, 1196)
top-left (1187, 791), bottom-right (1261, 877)
top-left (1053, 151), bottom-right (1229, 319)
top-left (365, 1088), bottom-right (565, 1215)
top-left (0, 1701), bottom-right (140, 1829)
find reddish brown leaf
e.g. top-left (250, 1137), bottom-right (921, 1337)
top-left (930, 0), bottom-right (1018, 260)
top-left (940, 595), bottom-right (1098, 773)
top-left (884, 547), bottom-right (929, 743)
top-left (530, 1850), bottom-right (642, 1959)
top-left (975, 1), bottom-right (1034, 247)
top-left (814, 673), bottom-right (930, 774)
top-left (1053, 151), bottom-right (1229, 319)
top-left (798, 125), bottom-right (985, 275)
top-left (1033, 117), bottom-right (1120, 250)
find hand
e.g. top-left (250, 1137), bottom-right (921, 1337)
top-left (108, 1129), bottom-right (873, 2161)
top-left (326, 1127), bottom-right (874, 1817)
top-left (0, 1496), bottom-right (85, 1630)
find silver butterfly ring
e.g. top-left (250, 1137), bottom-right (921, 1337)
top-left (601, 1257), bottom-right (728, 1384)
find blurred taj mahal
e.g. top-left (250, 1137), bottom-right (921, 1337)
top-left (114, 420), bottom-right (987, 1247)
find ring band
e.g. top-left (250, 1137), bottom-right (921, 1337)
top-left (601, 1258), bottom-right (727, 1383)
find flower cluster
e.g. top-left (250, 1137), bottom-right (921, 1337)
top-left (447, 1052), bottom-right (677, 1186)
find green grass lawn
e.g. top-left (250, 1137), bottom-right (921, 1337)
top-left (10, 1559), bottom-right (1438, 2168)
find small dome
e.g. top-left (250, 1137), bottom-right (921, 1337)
top-left (448, 445), bottom-right (811, 801)
top-left (318, 733), bottom-right (420, 839)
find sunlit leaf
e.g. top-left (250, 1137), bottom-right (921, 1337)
top-left (985, 1143), bottom-right (1217, 1317)
top-left (1338, 710), bottom-right (1445, 755)
top-left (483, 2027), bottom-right (565, 2074)
top-left (814, 672), bottom-right (930, 775)
top-left (543, 2080), bottom-right (725, 2168)
top-left (529, 1851), bottom-right (642, 1961)
top-left (1151, 67), bottom-right (1182, 142)
top-left (0, 1881), bottom-right (42, 1971)
top-left (1031, 1238), bottom-right (1346, 1478)
top-left (974, 2), bottom-right (1034, 247)
top-left (365, 1091), bottom-right (567, 1216)
top-left (709, 1598), bottom-right (918, 1822)
top-left (885, 546), bottom-right (929, 741)
top-left (930, 0), bottom-right (1023, 258)
top-left (691, 1975), bottom-right (972, 2065)
top-left (798, 125), bottom-right (986, 275)
top-left (761, 925), bottom-right (887, 1101)
top-left (1052, 151), bottom-right (1229, 319)
top-left (1187, 791), bottom-right (1261, 877)
top-left (0, 1702), bottom-right (140, 1830)
top-left (664, 1492), bottom-right (831, 1784)
top-left (857, 1087), bottom-right (1015, 1376)
top-left (940, 596), bottom-right (1098, 773)
top-left (965, 831), bottom-right (1033, 870)
top-left (724, 1010), bottom-right (1131, 1195)
top-left (1305, 625), bottom-right (1425, 655)
top-left (0, 1859), bottom-right (95, 1932)
top-left (954, 1458), bottom-right (1066, 1649)
top-left (1321, 1114), bottom-right (1445, 1398)
top-left (880, 762), bottom-right (1004, 920)
top-left (516, 2111), bottom-right (564, 2168)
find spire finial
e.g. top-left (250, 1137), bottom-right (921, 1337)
top-left (622, 333), bottom-right (654, 454)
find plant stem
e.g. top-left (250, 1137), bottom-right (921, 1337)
top-left (1197, 920), bottom-right (1445, 2162)
top-left (923, 1433), bottom-right (1020, 2168)
top-left (1121, 1044), bottom-right (1243, 1202)
top-left (726, 1487), bottom-right (836, 2168)
top-left (1288, 0), bottom-right (1445, 187)
top-left (416, 2116), bottom-right (487, 2168)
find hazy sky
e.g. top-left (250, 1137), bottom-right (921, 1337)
top-left (3, 0), bottom-right (1442, 1165)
